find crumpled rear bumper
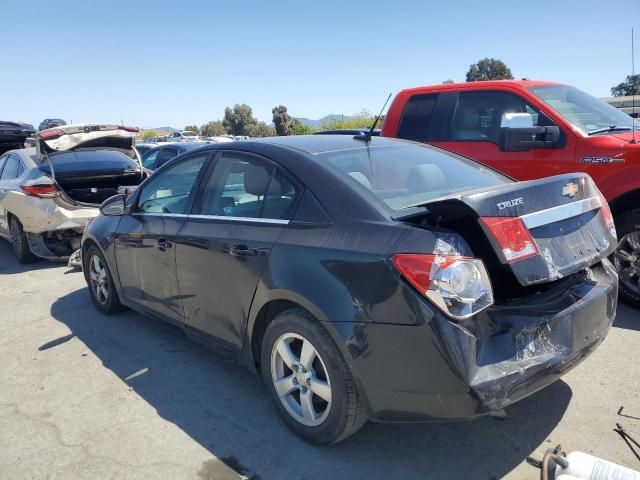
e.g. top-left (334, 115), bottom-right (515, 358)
top-left (341, 260), bottom-right (617, 422)
top-left (14, 195), bottom-right (98, 234)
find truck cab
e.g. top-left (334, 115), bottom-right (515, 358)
top-left (382, 80), bottom-right (640, 307)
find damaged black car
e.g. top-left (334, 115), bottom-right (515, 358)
top-left (81, 135), bottom-right (618, 445)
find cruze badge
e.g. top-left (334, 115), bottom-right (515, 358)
top-left (497, 197), bottom-right (524, 210)
top-left (562, 183), bottom-right (579, 198)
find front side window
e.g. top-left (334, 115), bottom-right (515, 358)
top-left (529, 84), bottom-right (638, 135)
top-left (450, 90), bottom-right (544, 143)
top-left (0, 156), bottom-right (19, 180)
top-left (136, 153), bottom-right (207, 214)
top-left (317, 143), bottom-right (510, 211)
top-left (200, 152), bottom-right (298, 220)
top-left (396, 93), bottom-right (439, 142)
top-left (142, 149), bottom-right (159, 169)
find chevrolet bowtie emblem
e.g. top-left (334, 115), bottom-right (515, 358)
top-left (562, 182), bottom-right (579, 197)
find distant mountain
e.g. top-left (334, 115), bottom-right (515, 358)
top-left (294, 114), bottom-right (351, 129)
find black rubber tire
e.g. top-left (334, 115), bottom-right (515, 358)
top-left (615, 209), bottom-right (640, 309)
top-left (261, 308), bottom-right (367, 445)
top-left (83, 245), bottom-right (124, 314)
top-left (8, 215), bottom-right (37, 264)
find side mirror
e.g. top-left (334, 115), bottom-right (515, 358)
top-left (499, 113), bottom-right (560, 152)
top-left (100, 194), bottom-right (126, 216)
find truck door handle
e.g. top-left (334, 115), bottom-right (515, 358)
top-left (227, 244), bottom-right (257, 257)
top-left (155, 238), bottom-right (173, 250)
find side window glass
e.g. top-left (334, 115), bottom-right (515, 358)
top-left (142, 150), bottom-right (159, 169)
top-left (397, 94), bottom-right (439, 142)
top-left (136, 153), bottom-right (207, 214)
top-left (16, 160), bottom-right (24, 177)
top-left (451, 91), bottom-right (545, 143)
top-left (263, 170), bottom-right (299, 220)
top-left (0, 155), bottom-right (8, 176)
top-left (155, 148), bottom-right (179, 168)
top-left (201, 153), bottom-right (273, 218)
top-left (0, 157), bottom-right (19, 180)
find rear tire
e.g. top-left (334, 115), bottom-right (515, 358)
top-left (84, 245), bottom-right (124, 314)
top-left (261, 308), bottom-right (367, 445)
top-left (9, 216), bottom-right (37, 264)
top-left (614, 209), bottom-right (640, 309)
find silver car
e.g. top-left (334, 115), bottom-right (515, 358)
top-left (0, 124), bottom-right (144, 263)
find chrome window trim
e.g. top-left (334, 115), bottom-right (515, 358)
top-left (521, 196), bottom-right (601, 230)
top-left (131, 212), bottom-right (289, 225)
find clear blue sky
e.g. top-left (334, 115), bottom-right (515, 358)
top-left (3, 0), bottom-right (639, 129)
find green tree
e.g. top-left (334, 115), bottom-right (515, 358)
top-left (442, 79), bottom-right (454, 84)
top-left (223, 104), bottom-right (259, 136)
top-left (321, 110), bottom-right (380, 130)
top-left (611, 74), bottom-right (640, 96)
top-left (248, 122), bottom-right (276, 138)
top-left (466, 58), bottom-right (514, 81)
top-left (184, 125), bottom-right (200, 134)
top-left (200, 120), bottom-right (227, 137)
top-left (291, 119), bottom-right (315, 135)
top-left (272, 105), bottom-right (294, 136)
top-left (140, 129), bottom-right (159, 141)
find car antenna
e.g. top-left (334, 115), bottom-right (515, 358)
top-left (631, 28), bottom-right (638, 144)
top-left (354, 93), bottom-right (392, 143)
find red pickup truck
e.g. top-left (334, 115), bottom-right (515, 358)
top-left (381, 80), bottom-right (640, 307)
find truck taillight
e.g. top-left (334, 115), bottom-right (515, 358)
top-left (20, 184), bottom-right (60, 198)
top-left (480, 217), bottom-right (539, 263)
top-left (391, 254), bottom-right (494, 320)
top-left (598, 191), bottom-right (616, 238)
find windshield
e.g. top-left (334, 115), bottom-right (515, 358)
top-left (316, 143), bottom-right (510, 211)
top-left (529, 85), bottom-right (638, 135)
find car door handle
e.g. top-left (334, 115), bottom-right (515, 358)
top-left (155, 238), bottom-right (173, 250)
top-left (227, 244), bottom-right (257, 257)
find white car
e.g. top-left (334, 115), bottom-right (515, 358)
top-left (0, 124), bottom-right (145, 263)
top-left (167, 130), bottom-right (201, 142)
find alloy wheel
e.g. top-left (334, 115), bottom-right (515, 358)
top-left (614, 232), bottom-right (640, 296)
top-left (88, 255), bottom-right (109, 305)
top-left (270, 332), bottom-right (332, 427)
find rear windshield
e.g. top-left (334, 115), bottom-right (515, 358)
top-left (316, 143), bottom-right (510, 210)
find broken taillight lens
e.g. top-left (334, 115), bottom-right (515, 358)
top-left (480, 217), bottom-right (539, 264)
top-left (598, 190), bottom-right (617, 238)
top-left (392, 254), bottom-right (494, 320)
top-left (38, 129), bottom-right (65, 140)
top-left (20, 184), bottom-right (60, 198)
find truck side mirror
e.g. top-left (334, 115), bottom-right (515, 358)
top-left (499, 113), bottom-right (561, 152)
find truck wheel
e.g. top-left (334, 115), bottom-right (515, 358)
top-left (9, 216), bottom-right (37, 264)
top-left (261, 308), bottom-right (367, 445)
top-left (614, 209), bottom-right (640, 309)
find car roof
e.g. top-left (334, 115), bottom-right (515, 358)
top-left (7, 147), bottom-right (38, 166)
top-left (398, 79), bottom-right (563, 96)
top-left (248, 134), bottom-right (405, 155)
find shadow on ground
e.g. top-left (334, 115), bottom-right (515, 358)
top-left (50, 287), bottom-right (571, 480)
top-left (613, 305), bottom-right (639, 332)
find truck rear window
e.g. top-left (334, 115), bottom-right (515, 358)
top-left (316, 142), bottom-right (510, 211)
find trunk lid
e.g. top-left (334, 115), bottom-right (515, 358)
top-left (425, 173), bottom-right (616, 286)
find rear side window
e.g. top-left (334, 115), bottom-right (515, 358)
top-left (0, 156), bottom-right (20, 180)
top-left (449, 90), bottom-right (543, 143)
top-left (397, 94), bottom-right (439, 142)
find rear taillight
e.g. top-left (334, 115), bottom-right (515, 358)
top-left (392, 254), bottom-right (493, 320)
top-left (119, 125), bottom-right (140, 133)
top-left (20, 184), bottom-right (60, 198)
top-left (598, 191), bottom-right (617, 238)
top-left (39, 129), bottom-right (65, 140)
top-left (480, 217), bottom-right (539, 264)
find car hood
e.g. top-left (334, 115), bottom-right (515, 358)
top-left (36, 124), bottom-right (139, 160)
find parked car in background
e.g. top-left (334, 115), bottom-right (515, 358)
top-left (0, 121), bottom-right (35, 154)
top-left (38, 118), bottom-right (66, 131)
top-left (81, 135), bottom-right (617, 445)
top-left (0, 124), bottom-right (145, 262)
top-left (205, 136), bottom-right (235, 143)
top-left (382, 80), bottom-right (640, 307)
top-left (168, 130), bottom-right (200, 142)
top-left (141, 142), bottom-right (204, 171)
top-left (134, 142), bottom-right (157, 156)
top-left (314, 128), bottom-right (380, 136)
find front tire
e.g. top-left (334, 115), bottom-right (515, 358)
top-left (84, 245), bottom-right (123, 314)
top-left (261, 308), bottom-right (367, 445)
top-left (614, 210), bottom-right (640, 309)
top-left (9, 216), bottom-right (36, 264)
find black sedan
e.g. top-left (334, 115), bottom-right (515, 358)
top-left (81, 135), bottom-right (618, 444)
top-left (0, 121), bottom-right (35, 153)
